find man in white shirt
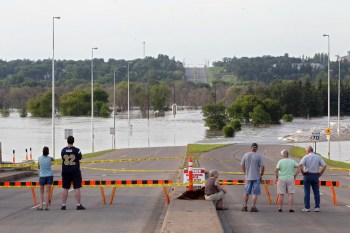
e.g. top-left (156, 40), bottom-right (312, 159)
top-left (296, 146), bottom-right (327, 212)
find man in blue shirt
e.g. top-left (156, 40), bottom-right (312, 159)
top-left (61, 136), bottom-right (86, 210)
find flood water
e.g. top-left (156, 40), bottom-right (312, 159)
top-left (1, 109), bottom-right (350, 162)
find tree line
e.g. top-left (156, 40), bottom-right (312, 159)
top-left (1, 53), bottom-right (350, 121)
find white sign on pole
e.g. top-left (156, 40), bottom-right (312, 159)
top-left (312, 131), bottom-right (320, 141)
top-left (64, 129), bottom-right (73, 139)
top-left (183, 168), bottom-right (206, 186)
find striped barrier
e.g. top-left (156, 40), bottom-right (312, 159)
top-left (0, 180), bottom-right (172, 206)
top-left (275, 180), bottom-right (339, 206)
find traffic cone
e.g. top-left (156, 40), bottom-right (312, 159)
top-left (188, 156), bottom-right (193, 191)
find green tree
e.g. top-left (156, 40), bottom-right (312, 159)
top-left (150, 82), bottom-right (171, 112)
top-left (27, 91), bottom-right (52, 117)
top-left (202, 103), bottom-right (227, 130)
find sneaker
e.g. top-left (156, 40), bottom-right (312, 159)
top-left (76, 204), bottom-right (86, 210)
top-left (302, 208), bottom-right (310, 212)
top-left (250, 206), bottom-right (259, 212)
top-left (315, 208), bottom-right (320, 212)
top-left (61, 206), bottom-right (66, 210)
top-left (289, 209), bottom-right (295, 212)
top-left (278, 209), bottom-right (282, 212)
top-left (241, 206), bottom-right (248, 212)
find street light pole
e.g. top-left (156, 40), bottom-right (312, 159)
top-left (52, 16), bottom-right (60, 159)
top-left (113, 69), bottom-right (116, 149)
top-left (127, 62), bottom-right (130, 128)
top-left (91, 47), bottom-right (98, 153)
top-left (323, 34), bottom-right (330, 159)
top-left (142, 41), bottom-right (146, 59)
top-left (337, 55), bottom-right (341, 136)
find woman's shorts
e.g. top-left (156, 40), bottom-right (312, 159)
top-left (39, 176), bottom-right (54, 186)
top-left (277, 177), bottom-right (295, 194)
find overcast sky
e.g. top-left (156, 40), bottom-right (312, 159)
top-left (0, 0), bottom-right (349, 66)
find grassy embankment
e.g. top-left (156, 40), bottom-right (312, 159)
top-left (182, 144), bottom-right (229, 168)
top-left (290, 146), bottom-right (350, 169)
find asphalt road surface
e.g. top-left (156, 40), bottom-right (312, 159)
top-left (185, 67), bottom-right (208, 83)
top-left (0, 146), bottom-right (186, 233)
top-left (198, 144), bottom-right (350, 233)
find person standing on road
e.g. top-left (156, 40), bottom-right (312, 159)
top-left (204, 170), bottom-right (228, 210)
top-left (241, 143), bottom-right (265, 212)
top-left (275, 149), bottom-right (299, 212)
top-left (296, 145), bottom-right (327, 212)
top-left (61, 136), bottom-right (86, 210)
top-left (38, 146), bottom-right (54, 211)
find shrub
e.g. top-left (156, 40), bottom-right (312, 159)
top-left (229, 119), bottom-right (241, 131)
top-left (282, 114), bottom-right (293, 122)
top-left (222, 126), bottom-right (235, 137)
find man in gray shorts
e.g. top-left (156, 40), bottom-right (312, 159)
top-left (240, 143), bottom-right (265, 212)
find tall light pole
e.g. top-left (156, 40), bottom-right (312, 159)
top-left (127, 62), bottom-right (130, 128)
top-left (91, 47), bottom-right (98, 152)
top-left (336, 54), bottom-right (341, 136)
top-left (113, 69), bottom-right (116, 149)
top-left (142, 41), bottom-right (146, 59)
top-left (323, 34), bottom-right (330, 159)
top-left (52, 16), bottom-right (60, 159)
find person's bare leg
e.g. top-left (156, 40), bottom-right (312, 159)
top-left (39, 186), bottom-right (44, 209)
top-left (74, 188), bottom-right (81, 204)
top-left (279, 194), bottom-right (284, 209)
top-left (44, 185), bottom-right (51, 209)
top-left (61, 189), bottom-right (69, 205)
top-left (252, 195), bottom-right (258, 207)
top-left (244, 194), bottom-right (249, 207)
top-left (288, 193), bottom-right (294, 210)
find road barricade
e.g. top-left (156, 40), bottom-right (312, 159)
top-left (275, 180), bottom-right (339, 206)
top-left (0, 180), bottom-right (172, 206)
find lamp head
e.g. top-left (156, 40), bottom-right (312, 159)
top-left (54, 17), bottom-right (60, 19)
top-left (323, 34), bottom-right (329, 37)
top-left (92, 47), bottom-right (98, 50)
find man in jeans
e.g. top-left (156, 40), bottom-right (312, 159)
top-left (241, 143), bottom-right (265, 212)
top-left (296, 145), bottom-right (327, 212)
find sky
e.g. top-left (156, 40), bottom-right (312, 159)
top-left (0, 0), bottom-right (349, 66)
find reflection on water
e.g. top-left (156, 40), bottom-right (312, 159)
top-left (0, 110), bottom-right (350, 162)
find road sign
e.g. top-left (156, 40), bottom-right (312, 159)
top-left (325, 128), bottom-right (332, 135)
top-left (183, 168), bottom-right (206, 186)
top-left (64, 129), bottom-right (73, 139)
top-left (312, 131), bottom-right (320, 141)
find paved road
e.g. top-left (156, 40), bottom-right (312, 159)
top-left (185, 67), bottom-right (208, 83)
top-left (198, 144), bottom-right (350, 233)
top-left (0, 147), bottom-right (186, 233)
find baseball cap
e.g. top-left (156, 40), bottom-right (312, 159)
top-left (251, 143), bottom-right (258, 148)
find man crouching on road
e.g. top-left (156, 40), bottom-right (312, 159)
top-left (241, 143), bottom-right (265, 212)
top-left (204, 170), bottom-right (228, 210)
